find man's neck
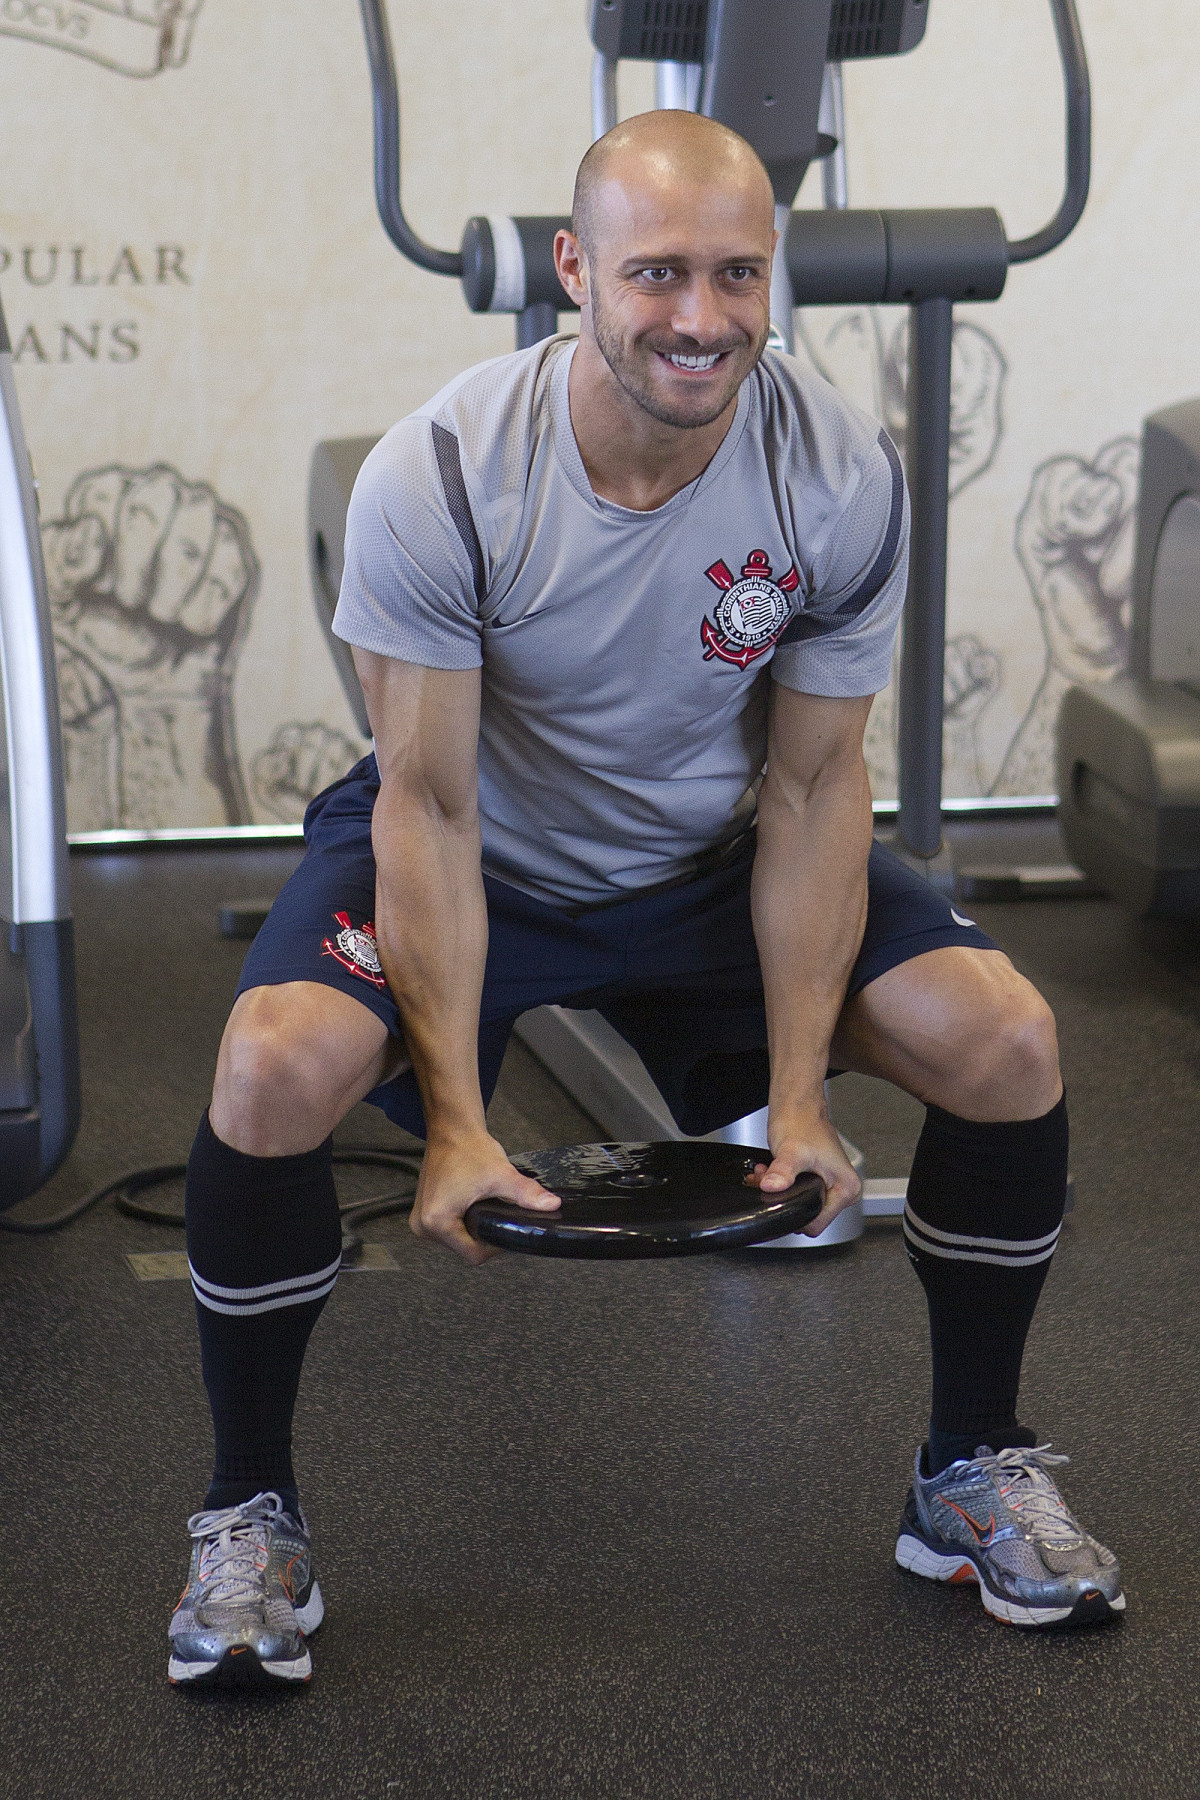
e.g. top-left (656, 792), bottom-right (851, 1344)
top-left (566, 331), bottom-right (741, 513)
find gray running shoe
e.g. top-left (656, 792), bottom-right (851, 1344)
top-left (168, 1492), bottom-right (324, 1686)
top-left (896, 1444), bottom-right (1125, 1628)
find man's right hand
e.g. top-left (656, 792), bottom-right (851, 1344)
top-left (410, 1131), bottom-right (561, 1266)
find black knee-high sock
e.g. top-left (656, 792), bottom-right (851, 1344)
top-left (185, 1110), bottom-right (341, 1513)
top-left (904, 1095), bottom-right (1068, 1475)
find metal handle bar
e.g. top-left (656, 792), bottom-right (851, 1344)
top-left (1007, 0), bottom-right (1091, 264)
top-left (357, 0), bottom-right (463, 277)
top-left (358, 0), bottom-right (1088, 283)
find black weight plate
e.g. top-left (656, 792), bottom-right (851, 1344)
top-left (465, 1141), bottom-right (824, 1259)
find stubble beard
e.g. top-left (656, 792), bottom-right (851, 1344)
top-left (589, 283), bottom-right (767, 431)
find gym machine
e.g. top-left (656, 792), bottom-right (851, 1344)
top-left (0, 292), bottom-right (81, 1210)
top-left (1057, 398), bottom-right (1200, 917)
top-left (310, 0), bottom-right (1091, 1245)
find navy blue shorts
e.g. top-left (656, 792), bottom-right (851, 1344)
top-left (237, 755), bottom-right (998, 1138)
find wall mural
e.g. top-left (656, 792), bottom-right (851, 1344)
top-left (4, 6), bottom-right (1167, 824)
top-left (252, 722), bottom-right (364, 824)
top-left (992, 436), bottom-right (1139, 796)
top-left (43, 462), bottom-right (258, 829)
top-left (800, 306), bottom-right (1011, 797)
top-left (0, 0), bottom-right (205, 78)
top-left (799, 308), bottom-right (1008, 499)
top-left (798, 305), bottom-right (1137, 799)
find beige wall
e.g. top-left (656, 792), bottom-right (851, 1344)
top-left (1, 1), bottom-right (1195, 826)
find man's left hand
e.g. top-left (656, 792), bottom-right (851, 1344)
top-left (746, 1107), bottom-right (862, 1238)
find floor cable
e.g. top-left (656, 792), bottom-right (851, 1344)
top-left (0, 1147), bottom-right (423, 1260)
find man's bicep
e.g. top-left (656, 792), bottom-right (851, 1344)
top-left (766, 686), bottom-right (873, 791)
top-left (353, 649), bottom-right (481, 820)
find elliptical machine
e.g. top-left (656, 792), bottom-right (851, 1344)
top-left (309, 0), bottom-right (1091, 1245)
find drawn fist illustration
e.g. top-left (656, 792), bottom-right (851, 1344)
top-left (44, 462), bottom-right (259, 830)
top-left (252, 723), bottom-right (364, 824)
top-left (0, 1), bottom-right (206, 79)
top-left (798, 310), bottom-right (1007, 499)
top-left (1014, 437), bottom-right (1138, 687)
top-left (882, 319), bottom-right (1007, 497)
top-left (943, 632), bottom-right (1002, 796)
top-left (993, 435), bottom-right (1140, 796)
top-left (859, 632), bottom-right (1003, 803)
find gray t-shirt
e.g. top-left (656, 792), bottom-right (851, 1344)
top-left (333, 337), bottom-right (908, 906)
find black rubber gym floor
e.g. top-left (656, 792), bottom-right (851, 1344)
top-left (3, 826), bottom-right (1199, 1799)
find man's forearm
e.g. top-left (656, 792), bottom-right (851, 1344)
top-left (372, 800), bottom-right (490, 1142)
top-left (751, 750), bottom-right (873, 1116)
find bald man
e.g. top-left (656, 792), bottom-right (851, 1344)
top-left (168, 113), bottom-right (1122, 1688)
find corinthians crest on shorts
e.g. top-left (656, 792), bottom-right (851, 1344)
top-left (321, 911), bottom-right (387, 988)
top-left (700, 549), bottom-right (800, 669)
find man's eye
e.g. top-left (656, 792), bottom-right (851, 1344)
top-left (724, 266), bottom-right (755, 282)
top-left (640, 267), bottom-right (675, 283)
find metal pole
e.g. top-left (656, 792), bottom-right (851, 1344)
top-left (591, 51), bottom-right (617, 141)
top-left (896, 296), bottom-right (953, 861)
top-left (819, 62), bottom-right (847, 210)
top-left (769, 202), bottom-right (795, 351)
top-left (1007, 0), bottom-right (1091, 264)
top-left (357, 0), bottom-right (462, 275)
top-left (655, 61), bottom-right (702, 111)
top-left (516, 303), bottom-right (559, 349)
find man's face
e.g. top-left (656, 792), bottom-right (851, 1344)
top-left (580, 176), bottom-right (775, 430)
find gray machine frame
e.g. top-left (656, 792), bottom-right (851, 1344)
top-left (0, 295), bottom-right (81, 1209)
top-left (1057, 398), bottom-right (1200, 916)
top-left (311, 0), bottom-right (1091, 1245)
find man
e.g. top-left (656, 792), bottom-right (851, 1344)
top-left (168, 112), bottom-right (1122, 1688)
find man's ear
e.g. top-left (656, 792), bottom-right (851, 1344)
top-left (554, 229), bottom-right (589, 310)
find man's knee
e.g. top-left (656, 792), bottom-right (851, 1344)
top-left (939, 969), bottom-right (1061, 1121)
top-left (211, 985), bottom-right (372, 1154)
top-left (218, 988), bottom-right (310, 1099)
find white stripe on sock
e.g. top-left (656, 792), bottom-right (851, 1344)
top-left (188, 1253), bottom-right (343, 1304)
top-left (903, 1220), bottom-right (1057, 1268)
top-left (903, 1206), bottom-right (1061, 1255)
top-left (190, 1272), bottom-right (341, 1317)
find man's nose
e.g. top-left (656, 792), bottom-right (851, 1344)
top-left (670, 277), bottom-right (731, 345)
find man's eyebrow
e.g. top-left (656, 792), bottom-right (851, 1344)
top-left (615, 251), bottom-right (772, 273)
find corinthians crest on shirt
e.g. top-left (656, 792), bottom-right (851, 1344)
top-left (700, 549), bottom-right (800, 669)
top-left (321, 911), bottom-right (387, 988)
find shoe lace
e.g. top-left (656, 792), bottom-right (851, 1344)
top-left (186, 1492), bottom-right (287, 1609)
top-left (971, 1445), bottom-right (1081, 1547)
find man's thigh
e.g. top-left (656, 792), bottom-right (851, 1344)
top-left (231, 756), bottom-right (424, 1129)
top-left (830, 945), bottom-right (1062, 1121)
top-left (827, 843), bottom-right (1061, 1120)
top-left (233, 785), bottom-right (629, 1137)
top-left (606, 838), bottom-right (1004, 1135)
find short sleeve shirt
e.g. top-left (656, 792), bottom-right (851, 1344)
top-left (333, 337), bottom-right (908, 906)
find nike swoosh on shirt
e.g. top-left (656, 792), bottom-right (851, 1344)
top-left (951, 909), bottom-right (977, 929)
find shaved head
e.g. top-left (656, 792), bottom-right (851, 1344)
top-left (572, 111), bottom-right (774, 260)
top-left (554, 109), bottom-right (777, 445)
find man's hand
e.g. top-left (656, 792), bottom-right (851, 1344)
top-left (745, 1103), bottom-right (862, 1238)
top-left (410, 1131), bottom-right (562, 1266)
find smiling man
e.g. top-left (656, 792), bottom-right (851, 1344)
top-left (168, 111), bottom-right (1123, 1688)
